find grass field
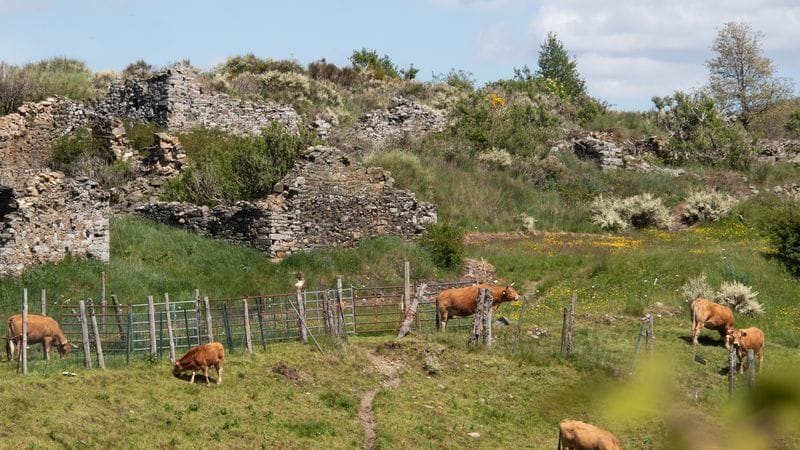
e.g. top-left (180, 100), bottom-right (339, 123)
top-left (1, 214), bottom-right (799, 449)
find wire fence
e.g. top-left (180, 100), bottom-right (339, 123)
top-left (6, 278), bottom-right (477, 373)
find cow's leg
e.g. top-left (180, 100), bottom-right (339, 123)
top-left (7, 338), bottom-right (14, 362)
top-left (43, 338), bottom-right (51, 361)
top-left (691, 322), bottom-right (700, 345)
top-left (439, 310), bottom-right (448, 332)
top-left (216, 363), bottom-right (223, 385)
top-left (757, 350), bottom-right (764, 372)
top-left (721, 330), bottom-right (730, 349)
top-left (189, 371), bottom-right (196, 384)
top-left (204, 366), bottom-right (211, 386)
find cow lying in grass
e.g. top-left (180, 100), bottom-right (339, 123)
top-left (690, 298), bottom-right (734, 348)
top-left (436, 283), bottom-right (520, 332)
top-left (726, 327), bottom-right (765, 374)
top-left (173, 342), bottom-right (225, 385)
top-left (558, 419), bottom-right (620, 450)
top-left (6, 314), bottom-right (71, 361)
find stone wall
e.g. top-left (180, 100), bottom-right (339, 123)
top-left (136, 146), bottom-right (437, 258)
top-left (0, 172), bottom-right (110, 277)
top-left (98, 64), bottom-right (299, 135)
top-left (353, 97), bottom-right (446, 145)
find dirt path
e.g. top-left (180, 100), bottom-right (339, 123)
top-left (358, 351), bottom-right (401, 450)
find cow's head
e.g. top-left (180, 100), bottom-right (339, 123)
top-left (500, 283), bottom-right (521, 303)
top-left (726, 329), bottom-right (746, 349)
top-left (57, 340), bottom-right (71, 358)
top-left (172, 361), bottom-right (183, 376)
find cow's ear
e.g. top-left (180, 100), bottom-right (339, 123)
top-left (509, 282), bottom-right (515, 287)
top-left (741, 331), bottom-right (747, 337)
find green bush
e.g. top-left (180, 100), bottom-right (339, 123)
top-left (589, 193), bottom-right (672, 231)
top-left (164, 124), bottom-right (315, 205)
top-left (432, 69), bottom-right (475, 91)
top-left (24, 57), bottom-right (97, 103)
top-left (785, 110), bottom-right (800, 138)
top-left (349, 48), bottom-right (399, 79)
top-left (652, 91), bottom-right (754, 169)
top-left (761, 199), bottom-right (800, 276)
top-left (215, 53), bottom-right (305, 76)
top-left (123, 120), bottom-right (165, 153)
top-left (307, 59), bottom-right (360, 88)
top-left (682, 190), bottom-right (738, 225)
top-left (49, 128), bottom-right (132, 189)
top-left (122, 60), bottom-right (154, 79)
top-left (419, 222), bottom-right (464, 270)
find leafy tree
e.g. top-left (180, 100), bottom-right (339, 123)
top-left (122, 59), bottom-right (154, 79)
top-left (707, 21), bottom-right (794, 129)
top-left (349, 48), bottom-right (399, 79)
top-left (652, 91), bottom-right (752, 169)
top-left (785, 109), bottom-right (800, 138)
top-left (535, 32), bottom-right (586, 100)
top-left (762, 199), bottom-right (800, 277)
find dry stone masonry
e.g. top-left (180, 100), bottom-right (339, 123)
top-left (137, 145), bottom-right (437, 259)
top-left (0, 172), bottom-right (109, 277)
top-left (354, 97), bottom-right (446, 144)
top-left (98, 64), bottom-right (299, 135)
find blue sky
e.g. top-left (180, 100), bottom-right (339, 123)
top-left (2, 0), bottom-right (799, 111)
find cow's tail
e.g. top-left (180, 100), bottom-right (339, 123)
top-left (6, 318), bottom-right (15, 362)
top-left (556, 430), bottom-right (562, 450)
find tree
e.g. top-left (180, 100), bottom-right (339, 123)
top-left (707, 21), bottom-right (794, 129)
top-left (349, 48), bottom-right (399, 79)
top-left (535, 32), bottom-right (586, 100)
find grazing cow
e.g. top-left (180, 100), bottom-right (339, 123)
top-left (726, 327), bottom-right (765, 374)
top-left (436, 283), bottom-right (520, 332)
top-left (6, 314), bottom-right (71, 362)
top-left (173, 342), bottom-right (225, 385)
top-left (558, 419), bottom-right (621, 450)
top-left (690, 298), bottom-right (734, 348)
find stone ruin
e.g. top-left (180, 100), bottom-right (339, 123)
top-left (0, 172), bottom-right (109, 277)
top-left (559, 131), bottom-right (685, 176)
top-left (97, 63), bottom-right (299, 135)
top-left (136, 145), bottom-right (437, 259)
top-left (353, 97), bottom-right (446, 145)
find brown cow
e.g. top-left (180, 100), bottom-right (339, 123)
top-left (6, 314), bottom-right (71, 362)
top-left (173, 342), bottom-right (225, 385)
top-left (436, 283), bottom-right (520, 332)
top-left (726, 327), bottom-right (765, 374)
top-left (690, 298), bottom-right (734, 348)
top-left (558, 419), bottom-right (621, 450)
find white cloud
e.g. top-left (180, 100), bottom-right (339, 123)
top-left (475, 23), bottom-right (528, 64)
top-left (523, 0), bottom-right (800, 108)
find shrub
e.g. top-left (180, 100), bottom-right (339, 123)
top-left (681, 273), bottom-right (714, 303)
top-left (164, 124), bottom-right (314, 205)
top-left (308, 59), bottom-right (360, 88)
top-left (349, 48), bottom-right (399, 79)
top-left (215, 53), bottom-right (305, 76)
top-left (0, 62), bottom-right (37, 114)
top-left (50, 128), bottom-right (110, 172)
top-left (419, 222), bottom-right (464, 270)
top-left (432, 69), bottom-right (475, 91)
top-left (786, 109), bottom-right (800, 138)
top-left (123, 120), bottom-right (165, 153)
top-left (590, 193), bottom-right (671, 230)
top-left (477, 147), bottom-right (514, 170)
top-left (652, 91), bottom-right (754, 169)
top-left (714, 281), bottom-right (764, 316)
top-left (761, 199), bottom-right (800, 276)
top-left (122, 60), bottom-right (154, 79)
top-left (682, 190), bottom-right (738, 225)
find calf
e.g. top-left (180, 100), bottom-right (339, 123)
top-left (436, 283), bottom-right (520, 332)
top-left (6, 314), bottom-right (71, 362)
top-left (726, 327), bottom-right (765, 374)
top-left (173, 342), bottom-right (225, 385)
top-left (558, 419), bottom-right (620, 450)
top-left (690, 298), bottom-right (734, 348)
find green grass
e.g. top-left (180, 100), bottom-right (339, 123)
top-left (1, 213), bottom-right (800, 448)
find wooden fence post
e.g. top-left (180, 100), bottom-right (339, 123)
top-left (40, 288), bottom-right (46, 316)
top-left (469, 288), bottom-right (493, 346)
top-left (296, 286), bottom-right (307, 344)
top-left (101, 271), bottom-right (107, 334)
top-left (194, 289), bottom-right (202, 344)
top-left (402, 260), bottom-right (410, 313)
top-left (566, 293), bottom-right (576, 356)
top-left (21, 289), bottom-right (28, 374)
top-left (111, 295), bottom-right (126, 341)
top-left (728, 343), bottom-right (737, 398)
top-left (630, 323), bottom-right (645, 374)
top-left (79, 300), bottom-right (93, 369)
top-left (243, 298), bottom-right (253, 354)
top-left (88, 300), bottom-right (105, 369)
top-left (256, 297), bottom-right (267, 350)
top-left (164, 293), bottom-right (176, 363)
top-left (336, 277), bottom-right (347, 338)
top-left (746, 349), bottom-right (756, 388)
top-left (147, 296), bottom-right (157, 356)
top-left (397, 283), bottom-right (427, 338)
top-left (203, 296), bottom-right (214, 342)
top-left (321, 289), bottom-right (332, 335)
